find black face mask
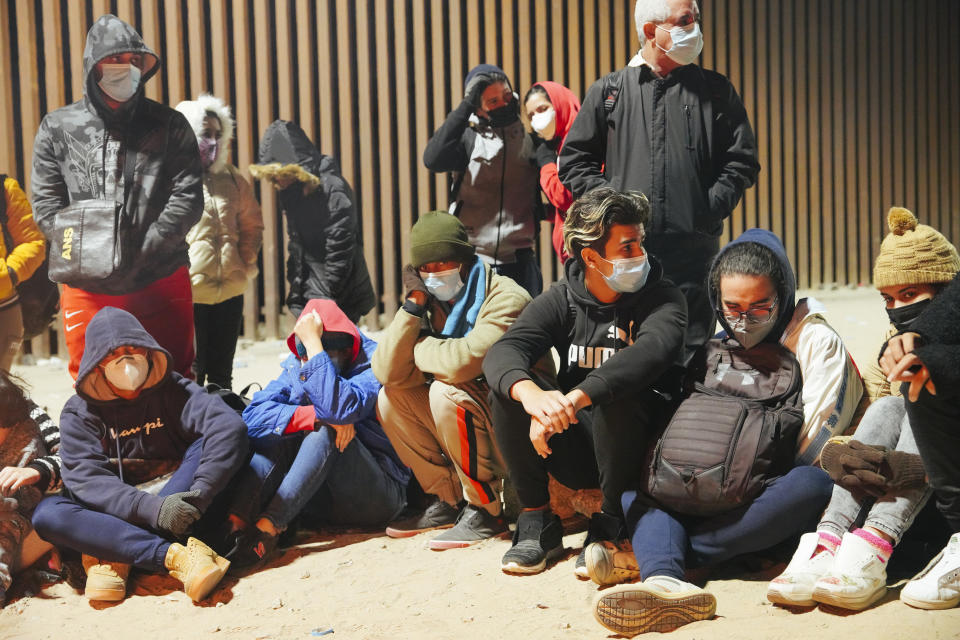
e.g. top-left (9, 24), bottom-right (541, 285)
top-left (886, 298), bottom-right (932, 332)
top-left (485, 101), bottom-right (520, 128)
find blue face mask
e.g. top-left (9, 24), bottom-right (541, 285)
top-left (596, 254), bottom-right (650, 293)
top-left (419, 267), bottom-right (464, 302)
top-left (98, 63), bottom-right (141, 102)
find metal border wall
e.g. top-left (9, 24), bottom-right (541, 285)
top-left (2, 1), bottom-right (958, 355)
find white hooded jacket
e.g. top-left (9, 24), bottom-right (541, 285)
top-left (175, 94), bottom-right (263, 305)
top-left (780, 297), bottom-right (865, 464)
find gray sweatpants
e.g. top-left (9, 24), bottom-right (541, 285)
top-left (818, 395), bottom-right (932, 544)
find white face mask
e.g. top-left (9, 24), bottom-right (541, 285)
top-left (104, 353), bottom-right (149, 391)
top-left (98, 63), bottom-right (141, 102)
top-left (419, 267), bottom-right (464, 302)
top-left (530, 107), bottom-right (557, 141)
top-left (655, 22), bottom-right (704, 66)
top-left (595, 254), bottom-right (650, 293)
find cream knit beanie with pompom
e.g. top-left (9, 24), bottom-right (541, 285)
top-left (873, 206), bottom-right (960, 288)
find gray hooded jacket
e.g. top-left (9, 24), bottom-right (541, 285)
top-left (30, 14), bottom-right (202, 295)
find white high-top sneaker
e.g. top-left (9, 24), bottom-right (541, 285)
top-left (767, 532), bottom-right (836, 607)
top-left (812, 531), bottom-right (888, 610)
top-left (901, 532), bottom-right (960, 610)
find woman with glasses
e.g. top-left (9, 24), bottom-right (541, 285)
top-left (586, 228), bottom-right (859, 636)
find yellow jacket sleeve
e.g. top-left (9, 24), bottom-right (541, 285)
top-left (2, 177), bottom-right (46, 296)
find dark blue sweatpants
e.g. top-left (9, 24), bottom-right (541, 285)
top-left (623, 465), bottom-right (834, 579)
top-left (32, 439), bottom-right (209, 572)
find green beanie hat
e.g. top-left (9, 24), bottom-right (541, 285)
top-left (409, 211), bottom-right (475, 268)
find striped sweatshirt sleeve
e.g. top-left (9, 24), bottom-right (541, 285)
top-left (25, 400), bottom-right (62, 492)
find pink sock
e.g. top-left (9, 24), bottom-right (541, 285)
top-left (815, 531), bottom-right (841, 555)
top-left (852, 528), bottom-right (893, 563)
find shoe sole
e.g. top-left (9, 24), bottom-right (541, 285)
top-left (428, 532), bottom-right (507, 551)
top-left (766, 586), bottom-right (815, 608)
top-left (84, 586), bottom-right (127, 601)
top-left (812, 583), bottom-right (886, 610)
top-left (586, 544), bottom-right (640, 586)
top-left (385, 523), bottom-right (454, 539)
top-left (593, 584), bottom-right (716, 637)
top-left (501, 545), bottom-right (564, 575)
top-left (900, 593), bottom-right (960, 610)
top-left (185, 556), bottom-right (230, 602)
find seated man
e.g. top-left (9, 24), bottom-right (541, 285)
top-left (373, 211), bottom-right (535, 549)
top-left (483, 188), bottom-right (687, 576)
top-left (880, 272), bottom-right (960, 611)
top-left (31, 307), bottom-right (247, 603)
top-left (225, 299), bottom-right (411, 572)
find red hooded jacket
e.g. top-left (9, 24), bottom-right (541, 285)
top-left (532, 81), bottom-right (581, 260)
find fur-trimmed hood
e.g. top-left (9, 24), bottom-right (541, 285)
top-left (174, 93), bottom-right (235, 174)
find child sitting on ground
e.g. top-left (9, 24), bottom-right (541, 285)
top-left (0, 370), bottom-right (61, 606)
top-left (225, 299), bottom-right (410, 573)
top-left (31, 307), bottom-right (248, 603)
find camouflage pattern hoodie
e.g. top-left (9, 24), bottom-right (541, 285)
top-left (30, 14), bottom-right (202, 295)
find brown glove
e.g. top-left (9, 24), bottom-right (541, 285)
top-left (820, 438), bottom-right (887, 499)
top-left (853, 450), bottom-right (928, 492)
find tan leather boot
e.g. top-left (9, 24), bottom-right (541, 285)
top-left (81, 554), bottom-right (130, 601)
top-left (164, 537), bottom-right (230, 602)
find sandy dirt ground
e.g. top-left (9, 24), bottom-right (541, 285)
top-left (2, 287), bottom-right (959, 640)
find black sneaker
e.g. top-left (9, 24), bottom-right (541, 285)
top-left (226, 527), bottom-right (279, 575)
top-left (428, 504), bottom-right (509, 550)
top-left (576, 511), bottom-right (625, 579)
top-left (385, 498), bottom-right (461, 538)
top-left (501, 509), bottom-right (564, 575)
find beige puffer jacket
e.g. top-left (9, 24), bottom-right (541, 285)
top-left (176, 94), bottom-right (264, 305)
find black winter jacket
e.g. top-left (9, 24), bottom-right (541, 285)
top-left (558, 64), bottom-right (759, 238)
top-left (908, 273), bottom-right (960, 390)
top-left (31, 15), bottom-right (202, 294)
top-left (258, 121), bottom-right (375, 321)
top-left (483, 258), bottom-right (687, 405)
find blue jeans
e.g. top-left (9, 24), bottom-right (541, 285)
top-left (233, 428), bottom-right (406, 531)
top-left (623, 465), bottom-right (834, 579)
top-left (31, 439), bottom-right (214, 572)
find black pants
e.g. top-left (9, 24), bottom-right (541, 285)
top-left (490, 372), bottom-right (667, 518)
top-left (905, 383), bottom-right (960, 532)
top-left (646, 234), bottom-right (719, 364)
top-left (493, 247), bottom-right (543, 299)
top-left (193, 295), bottom-right (244, 389)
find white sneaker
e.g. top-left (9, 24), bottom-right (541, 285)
top-left (585, 540), bottom-right (641, 586)
top-left (767, 532), bottom-right (835, 607)
top-left (901, 532), bottom-right (960, 610)
top-left (812, 531), bottom-right (888, 610)
top-left (593, 575), bottom-right (716, 637)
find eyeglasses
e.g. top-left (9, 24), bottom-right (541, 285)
top-left (721, 298), bottom-right (778, 325)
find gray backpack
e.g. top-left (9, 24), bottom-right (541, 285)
top-left (644, 338), bottom-right (804, 517)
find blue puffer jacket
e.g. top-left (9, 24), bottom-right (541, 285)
top-left (242, 332), bottom-right (411, 486)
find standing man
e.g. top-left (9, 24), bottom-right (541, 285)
top-left (559, 0), bottom-right (760, 360)
top-left (423, 64), bottom-right (543, 298)
top-left (31, 14), bottom-right (202, 379)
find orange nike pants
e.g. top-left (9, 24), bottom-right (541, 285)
top-left (60, 267), bottom-right (195, 380)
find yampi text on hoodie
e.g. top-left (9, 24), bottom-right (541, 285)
top-left (110, 418), bottom-right (165, 439)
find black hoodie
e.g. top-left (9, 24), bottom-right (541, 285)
top-left (483, 258), bottom-right (686, 404)
top-left (31, 15), bottom-right (203, 295)
top-left (257, 120), bottom-right (375, 320)
top-left (59, 307), bottom-right (247, 528)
